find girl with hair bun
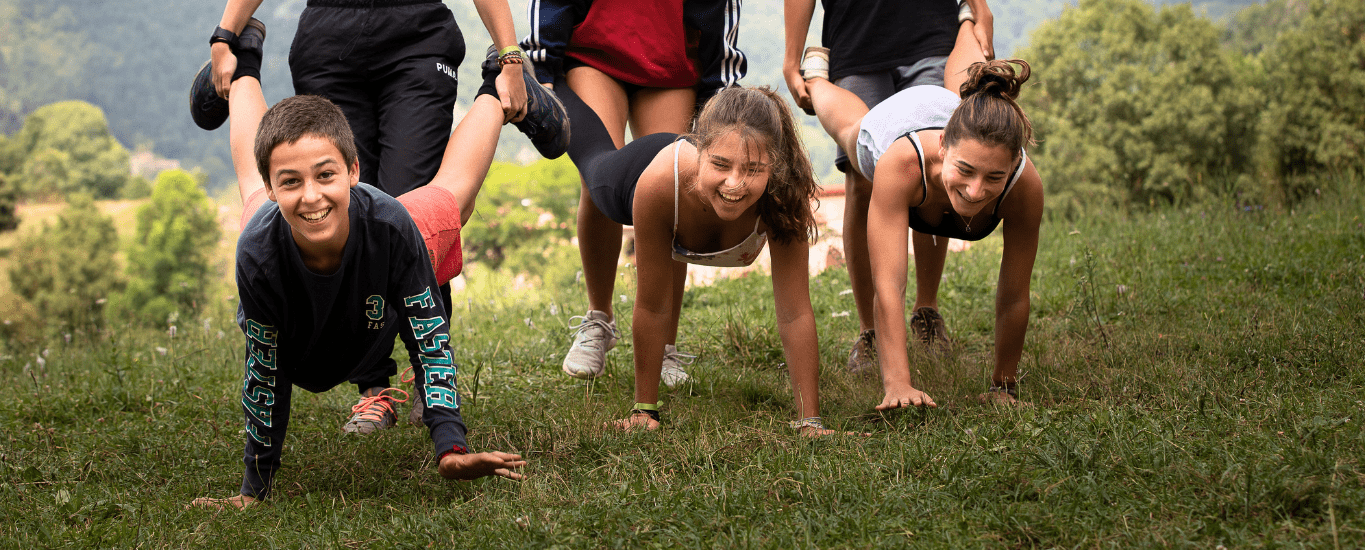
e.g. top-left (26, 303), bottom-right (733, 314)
top-left (554, 83), bottom-right (836, 433)
top-left (800, 25), bottom-right (1044, 407)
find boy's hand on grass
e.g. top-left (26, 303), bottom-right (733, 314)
top-left (876, 385), bottom-right (938, 410)
top-left (438, 451), bottom-right (527, 481)
top-left (189, 494), bottom-right (257, 510)
top-left (606, 412), bottom-right (661, 432)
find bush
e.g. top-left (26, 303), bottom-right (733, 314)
top-left (0, 172), bottom-right (18, 231)
top-left (6, 193), bottom-right (123, 331)
top-left (7, 101), bottom-right (130, 199)
top-left (1016, 0), bottom-right (1260, 214)
top-left (461, 157), bottom-right (581, 284)
top-left (109, 169), bottom-right (220, 325)
top-left (1256, 0), bottom-right (1365, 202)
top-left (120, 174), bottom-right (152, 200)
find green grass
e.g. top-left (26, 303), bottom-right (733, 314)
top-left (1, 187), bottom-right (1362, 547)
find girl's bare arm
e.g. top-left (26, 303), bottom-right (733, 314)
top-left (768, 234), bottom-right (820, 420)
top-left (866, 141), bottom-right (937, 409)
top-left (992, 159), bottom-right (1044, 385)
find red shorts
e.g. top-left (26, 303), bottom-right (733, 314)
top-left (240, 185), bottom-right (464, 284)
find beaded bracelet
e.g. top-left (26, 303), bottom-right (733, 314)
top-left (789, 417), bottom-right (826, 431)
top-left (498, 49), bottom-right (524, 66)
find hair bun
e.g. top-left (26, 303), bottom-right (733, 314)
top-left (959, 59), bottom-right (1031, 101)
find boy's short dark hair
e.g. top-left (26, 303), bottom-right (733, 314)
top-left (254, 95), bottom-right (359, 185)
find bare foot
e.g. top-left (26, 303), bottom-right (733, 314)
top-left (606, 411), bottom-right (660, 431)
top-left (188, 494), bottom-right (258, 509)
top-left (438, 451), bottom-right (528, 481)
top-left (977, 390), bottom-right (1032, 407)
top-left (876, 385), bottom-right (938, 410)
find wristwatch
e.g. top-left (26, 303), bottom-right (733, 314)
top-left (209, 26), bottom-right (238, 49)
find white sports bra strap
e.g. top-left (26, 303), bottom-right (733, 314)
top-left (673, 141), bottom-right (682, 234)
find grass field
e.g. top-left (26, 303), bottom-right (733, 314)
top-left (0, 185), bottom-right (1362, 547)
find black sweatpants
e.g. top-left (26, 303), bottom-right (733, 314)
top-left (289, 0), bottom-right (465, 197)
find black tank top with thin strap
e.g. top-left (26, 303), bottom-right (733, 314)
top-left (901, 131), bottom-right (1026, 242)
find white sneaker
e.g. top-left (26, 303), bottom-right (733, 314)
top-left (562, 310), bottom-right (619, 379)
top-left (660, 344), bottom-right (695, 389)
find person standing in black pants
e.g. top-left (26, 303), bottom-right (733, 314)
top-left (208, 0), bottom-right (529, 196)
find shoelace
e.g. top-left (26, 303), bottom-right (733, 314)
top-left (913, 308), bottom-right (946, 344)
top-left (663, 347), bottom-right (696, 366)
top-left (568, 315), bottom-right (619, 343)
top-left (858, 330), bottom-right (877, 348)
top-left (350, 387), bottom-right (409, 423)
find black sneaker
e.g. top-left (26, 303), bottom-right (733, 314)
top-left (485, 46), bottom-right (570, 159)
top-left (188, 60), bottom-right (228, 130)
top-left (187, 18), bottom-right (266, 131)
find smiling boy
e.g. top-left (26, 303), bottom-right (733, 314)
top-left (191, 38), bottom-right (568, 507)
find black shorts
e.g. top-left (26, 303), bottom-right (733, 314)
top-left (290, 0), bottom-right (464, 196)
top-left (555, 78), bottom-right (680, 226)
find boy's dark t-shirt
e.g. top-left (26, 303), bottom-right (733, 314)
top-left (234, 183), bottom-right (467, 498)
top-left (820, 0), bottom-right (958, 81)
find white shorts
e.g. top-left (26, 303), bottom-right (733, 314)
top-left (855, 85), bottom-right (961, 181)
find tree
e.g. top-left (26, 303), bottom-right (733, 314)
top-left (0, 171), bottom-right (17, 230)
top-left (1015, 0), bottom-right (1260, 212)
top-left (1256, 0), bottom-right (1365, 199)
top-left (110, 169), bottom-right (221, 325)
top-left (8, 101), bottom-right (130, 199)
top-left (460, 157), bottom-right (580, 286)
top-left (7, 193), bottom-right (123, 330)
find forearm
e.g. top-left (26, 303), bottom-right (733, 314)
top-left (775, 310), bottom-right (821, 419)
top-left (218, 0), bottom-right (264, 34)
top-left (782, 0), bottom-right (816, 73)
top-left (630, 304), bottom-right (673, 405)
top-left (873, 290), bottom-right (915, 389)
top-left (471, 0), bottom-right (519, 51)
top-left (992, 293), bottom-right (1030, 382)
top-left (239, 332), bottom-right (288, 499)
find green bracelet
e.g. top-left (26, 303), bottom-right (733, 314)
top-left (498, 45), bottom-right (522, 58)
top-left (631, 402), bottom-right (661, 422)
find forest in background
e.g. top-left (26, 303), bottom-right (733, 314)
top-left (0, 0), bottom-right (1267, 191)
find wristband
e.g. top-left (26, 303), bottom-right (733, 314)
top-left (210, 26), bottom-right (238, 49)
top-left (438, 443), bottom-right (468, 461)
top-left (498, 50), bottom-right (524, 66)
top-left (498, 45), bottom-right (522, 57)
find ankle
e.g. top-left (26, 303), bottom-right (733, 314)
top-left (800, 47), bottom-right (831, 81)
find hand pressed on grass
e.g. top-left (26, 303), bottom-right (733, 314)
top-left (189, 494), bottom-right (258, 510)
top-left (438, 451), bottom-right (528, 481)
top-left (876, 385), bottom-right (938, 410)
